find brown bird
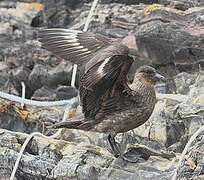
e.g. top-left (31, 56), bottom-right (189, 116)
top-left (38, 29), bottom-right (166, 161)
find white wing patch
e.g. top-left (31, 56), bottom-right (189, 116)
top-left (97, 57), bottom-right (111, 76)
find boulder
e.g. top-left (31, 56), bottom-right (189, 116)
top-left (0, 129), bottom-right (177, 180)
top-left (135, 5), bottom-right (204, 72)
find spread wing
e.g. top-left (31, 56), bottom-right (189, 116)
top-left (38, 28), bottom-right (112, 66)
top-left (80, 44), bottom-right (133, 119)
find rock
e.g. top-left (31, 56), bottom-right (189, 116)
top-left (135, 5), bottom-right (204, 73)
top-left (0, 102), bottom-right (41, 133)
top-left (0, 129), bottom-right (110, 179)
top-left (176, 134), bottom-right (204, 179)
top-left (32, 85), bottom-right (78, 101)
top-left (0, 2), bottom-right (41, 43)
top-left (10, 66), bottom-right (34, 98)
top-left (0, 1), bottom-right (17, 8)
top-left (168, 1), bottom-right (192, 11)
top-left (158, 0), bottom-right (201, 8)
top-left (0, 128), bottom-right (178, 180)
top-left (133, 72), bottom-right (204, 152)
top-left (1, 1), bottom-right (204, 179)
top-left (174, 72), bottom-right (197, 94)
top-left (68, 3), bottom-right (145, 31)
top-left (28, 64), bottom-right (48, 92)
top-left (41, 0), bottom-right (95, 28)
top-left (134, 96), bottom-right (185, 148)
top-left (54, 86), bottom-right (78, 100)
top-left (101, 0), bottom-right (159, 5)
top-left (6, 53), bottom-right (77, 100)
top-left (43, 60), bottom-right (78, 88)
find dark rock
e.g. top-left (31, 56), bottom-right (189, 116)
top-left (54, 86), bottom-right (78, 100)
top-left (0, 107), bottom-right (27, 132)
top-left (168, 1), bottom-right (191, 11)
top-left (42, 60), bottom-right (78, 88)
top-left (0, 103), bottom-right (40, 133)
top-left (31, 10), bottom-right (44, 27)
top-left (101, 0), bottom-right (159, 5)
top-left (31, 86), bottom-right (56, 101)
top-left (28, 64), bottom-right (48, 92)
top-left (0, 129), bottom-right (178, 180)
top-left (32, 86), bottom-right (78, 101)
top-left (10, 66), bottom-right (34, 98)
top-left (43, 0), bottom-right (75, 28)
top-left (158, 0), bottom-right (198, 8)
top-left (135, 6), bottom-right (204, 72)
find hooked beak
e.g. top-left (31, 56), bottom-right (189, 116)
top-left (154, 73), bottom-right (166, 82)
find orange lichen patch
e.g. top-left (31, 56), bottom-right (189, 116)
top-left (144, 4), bottom-right (162, 15)
top-left (17, 2), bottom-right (44, 11)
top-left (14, 106), bottom-right (36, 120)
top-left (68, 109), bottom-right (77, 118)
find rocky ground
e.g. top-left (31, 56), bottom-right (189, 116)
top-left (0, 0), bottom-right (204, 179)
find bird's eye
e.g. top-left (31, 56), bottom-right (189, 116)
top-left (145, 70), bottom-right (153, 74)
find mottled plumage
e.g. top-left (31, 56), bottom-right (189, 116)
top-left (38, 29), bottom-right (165, 160)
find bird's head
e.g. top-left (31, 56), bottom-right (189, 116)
top-left (136, 65), bottom-right (166, 85)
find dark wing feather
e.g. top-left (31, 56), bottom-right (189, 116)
top-left (38, 29), bottom-right (112, 66)
top-left (79, 44), bottom-right (133, 119)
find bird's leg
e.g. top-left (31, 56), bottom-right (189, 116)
top-left (108, 132), bottom-right (143, 163)
top-left (108, 132), bottom-right (121, 158)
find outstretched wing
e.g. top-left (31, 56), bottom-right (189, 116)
top-left (38, 28), bottom-right (112, 66)
top-left (80, 44), bottom-right (133, 119)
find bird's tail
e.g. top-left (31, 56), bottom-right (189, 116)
top-left (50, 114), bottom-right (94, 131)
top-left (51, 120), bottom-right (83, 129)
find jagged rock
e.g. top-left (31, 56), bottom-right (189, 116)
top-left (0, 129), bottom-right (177, 180)
top-left (42, 60), bottom-right (77, 88)
top-left (10, 66), bottom-right (34, 98)
top-left (0, 103), bottom-right (41, 133)
top-left (177, 134), bottom-right (204, 179)
top-left (174, 72), bottom-right (197, 94)
top-left (67, 3), bottom-right (145, 31)
top-left (7, 48), bottom-right (77, 98)
top-left (1, 1), bottom-right (204, 179)
top-left (28, 64), bottom-right (48, 92)
top-left (168, 1), bottom-right (192, 11)
top-left (32, 86), bottom-right (78, 101)
top-left (135, 5), bottom-right (204, 73)
top-left (159, 0), bottom-right (204, 7)
top-left (134, 72), bottom-right (204, 152)
top-left (101, 0), bottom-right (159, 5)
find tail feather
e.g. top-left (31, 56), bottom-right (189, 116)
top-left (51, 120), bottom-right (82, 129)
top-left (49, 112), bottom-right (96, 130)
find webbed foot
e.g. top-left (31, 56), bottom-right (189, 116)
top-left (120, 148), bottom-right (144, 163)
top-left (108, 133), bottom-right (144, 163)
